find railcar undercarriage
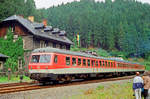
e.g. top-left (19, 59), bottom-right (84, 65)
top-left (30, 71), bottom-right (144, 84)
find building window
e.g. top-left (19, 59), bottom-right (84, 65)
top-left (53, 43), bottom-right (56, 48)
top-left (56, 44), bottom-right (60, 48)
top-left (45, 41), bottom-right (48, 47)
top-left (4, 35), bottom-right (7, 39)
top-left (18, 58), bottom-right (22, 69)
top-left (13, 35), bottom-right (18, 42)
top-left (11, 25), bottom-right (15, 32)
top-left (66, 45), bottom-right (70, 50)
top-left (14, 35), bottom-right (18, 39)
top-left (66, 57), bottom-right (70, 65)
top-left (48, 42), bottom-right (53, 47)
top-left (0, 61), bottom-right (3, 70)
top-left (60, 44), bottom-right (63, 49)
top-left (62, 45), bottom-right (66, 49)
top-left (23, 39), bottom-right (25, 49)
top-left (40, 40), bottom-right (45, 48)
top-left (54, 55), bottom-right (58, 63)
top-left (72, 58), bottom-right (76, 66)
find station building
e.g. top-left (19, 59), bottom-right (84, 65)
top-left (0, 15), bottom-right (73, 69)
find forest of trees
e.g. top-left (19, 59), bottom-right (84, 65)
top-left (0, 0), bottom-right (150, 58)
top-left (41, 0), bottom-right (150, 57)
top-left (0, 0), bottom-right (43, 22)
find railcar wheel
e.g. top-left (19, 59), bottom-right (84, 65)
top-left (40, 81), bottom-right (46, 86)
top-left (52, 80), bottom-right (59, 84)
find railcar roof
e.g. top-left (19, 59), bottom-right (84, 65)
top-left (32, 47), bottom-right (142, 65)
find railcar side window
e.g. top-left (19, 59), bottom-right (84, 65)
top-left (99, 61), bottom-right (102, 66)
top-left (127, 64), bottom-right (129, 67)
top-left (116, 63), bottom-right (118, 67)
top-left (111, 62), bottom-right (113, 67)
top-left (108, 62), bottom-right (110, 67)
top-left (125, 64), bottom-right (127, 68)
top-left (54, 55), bottom-right (58, 63)
top-left (122, 64), bottom-right (124, 67)
top-left (83, 59), bottom-right (86, 66)
top-left (121, 63), bottom-right (123, 67)
top-left (102, 61), bottom-right (105, 66)
top-left (92, 60), bottom-right (95, 67)
top-left (88, 59), bottom-right (90, 66)
top-left (112, 62), bottom-right (113, 67)
top-left (96, 61), bottom-right (98, 67)
top-left (118, 63), bottom-right (122, 67)
top-left (105, 61), bottom-right (107, 67)
top-left (72, 58), bottom-right (76, 66)
top-left (78, 58), bottom-right (81, 66)
top-left (66, 57), bottom-right (70, 65)
top-left (118, 63), bottom-right (120, 67)
top-left (130, 64), bottom-right (132, 68)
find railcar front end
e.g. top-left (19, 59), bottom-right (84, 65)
top-left (29, 52), bottom-right (57, 81)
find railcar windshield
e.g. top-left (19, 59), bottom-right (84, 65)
top-left (31, 55), bottom-right (51, 63)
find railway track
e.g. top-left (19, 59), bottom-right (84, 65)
top-left (0, 81), bottom-right (37, 88)
top-left (0, 75), bottom-right (134, 95)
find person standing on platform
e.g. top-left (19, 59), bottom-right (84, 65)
top-left (142, 71), bottom-right (150, 99)
top-left (133, 72), bottom-right (143, 99)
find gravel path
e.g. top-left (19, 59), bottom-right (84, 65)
top-left (0, 79), bottom-right (132, 99)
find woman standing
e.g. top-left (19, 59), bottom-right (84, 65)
top-left (142, 71), bottom-right (150, 99)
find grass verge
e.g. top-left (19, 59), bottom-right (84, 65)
top-left (0, 75), bottom-right (31, 83)
top-left (69, 82), bottom-right (137, 99)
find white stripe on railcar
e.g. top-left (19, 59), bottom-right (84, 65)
top-left (29, 68), bottom-right (143, 74)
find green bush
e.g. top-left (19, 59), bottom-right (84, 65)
top-left (96, 48), bottom-right (110, 57)
top-left (143, 61), bottom-right (150, 71)
top-left (0, 29), bottom-right (24, 72)
top-left (110, 50), bottom-right (126, 58)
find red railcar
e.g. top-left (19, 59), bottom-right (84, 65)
top-left (28, 47), bottom-right (145, 83)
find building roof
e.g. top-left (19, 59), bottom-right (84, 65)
top-left (33, 47), bottom-right (142, 65)
top-left (0, 53), bottom-right (9, 58)
top-left (2, 15), bottom-right (73, 45)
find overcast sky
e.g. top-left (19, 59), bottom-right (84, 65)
top-left (34, 0), bottom-right (150, 9)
